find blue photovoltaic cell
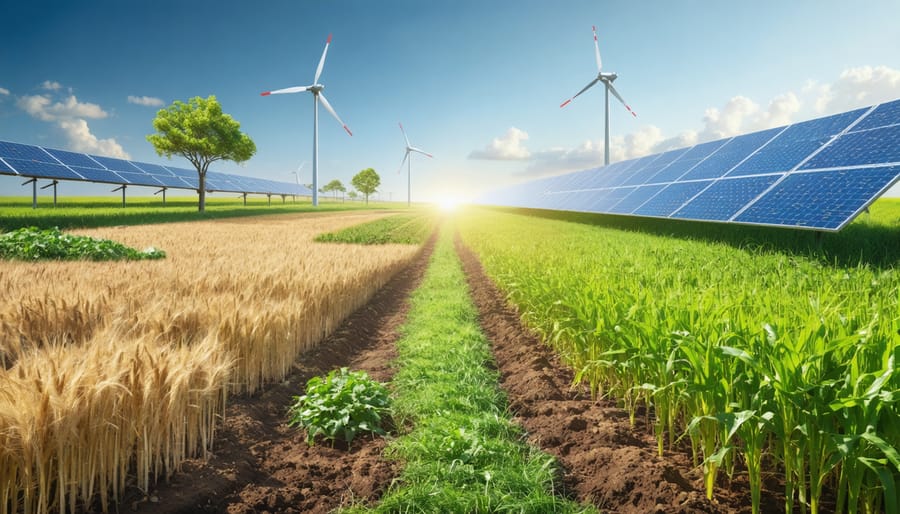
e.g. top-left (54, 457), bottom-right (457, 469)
top-left (90, 155), bottom-right (144, 173)
top-left (607, 154), bottom-right (659, 186)
top-left (44, 148), bottom-right (102, 168)
top-left (728, 109), bottom-right (865, 176)
top-left (0, 141), bottom-right (56, 163)
top-left (68, 166), bottom-right (124, 183)
top-left (620, 147), bottom-right (689, 186)
top-left (149, 175), bottom-right (190, 188)
top-left (852, 98), bottom-right (900, 131)
top-left (132, 162), bottom-right (175, 175)
top-left (180, 176), bottom-right (200, 188)
top-left (610, 184), bottom-right (666, 213)
top-left (167, 167), bottom-right (196, 178)
top-left (735, 166), bottom-right (900, 230)
top-left (115, 171), bottom-right (163, 187)
top-left (0, 158), bottom-right (15, 175)
top-left (3, 158), bottom-right (83, 180)
top-left (590, 187), bottom-right (634, 211)
top-left (634, 181), bottom-right (711, 217)
top-left (799, 124), bottom-right (900, 169)
top-left (680, 127), bottom-right (782, 181)
top-left (647, 139), bottom-right (730, 184)
top-left (672, 175), bottom-right (779, 221)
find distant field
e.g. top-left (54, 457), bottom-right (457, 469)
top-left (0, 195), bottom-right (407, 231)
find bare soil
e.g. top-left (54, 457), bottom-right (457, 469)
top-left (98, 232), bottom-right (776, 514)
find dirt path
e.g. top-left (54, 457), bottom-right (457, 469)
top-left (100, 229), bottom-right (778, 514)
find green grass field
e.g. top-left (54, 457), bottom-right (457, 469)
top-left (0, 195), bottom-right (409, 231)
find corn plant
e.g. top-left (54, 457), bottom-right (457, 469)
top-left (458, 206), bottom-right (900, 514)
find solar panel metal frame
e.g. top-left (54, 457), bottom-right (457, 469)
top-left (476, 98), bottom-right (900, 232)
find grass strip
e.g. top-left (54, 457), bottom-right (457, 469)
top-left (316, 212), bottom-right (436, 245)
top-left (345, 224), bottom-right (593, 513)
top-left (0, 196), bottom-right (396, 231)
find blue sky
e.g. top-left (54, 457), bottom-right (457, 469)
top-left (2, 0), bottom-right (899, 204)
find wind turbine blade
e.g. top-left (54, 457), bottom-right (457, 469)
top-left (592, 26), bottom-right (603, 72)
top-left (607, 82), bottom-right (637, 117)
top-left (399, 122), bottom-right (411, 147)
top-left (398, 150), bottom-right (410, 173)
top-left (560, 78), bottom-right (601, 108)
top-left (318, 93), bottom-right (352, 135)
top-left (261, 86), bottom-right (310, 96)
top-left (410, 147), bottom-right (433, 158)
top-left (314, 34), bottom-right (332, 84)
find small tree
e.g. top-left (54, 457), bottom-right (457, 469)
top-left (351, 168), bottom-right (380, 206)
top-left (147, 95), bottom-right (256, 212)
top-left (348, 190), bottom-right (358, 201)
top-left (323, 179), bottom-right (346, 200)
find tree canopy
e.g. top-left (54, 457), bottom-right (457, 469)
top-left (322, 179), bottom-right (346, 200)
top-left (351, 168), bottom-right (380, 205)
top-left (147, 95), bottom-right (256, 212)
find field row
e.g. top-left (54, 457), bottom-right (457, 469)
top-left (458, 206), bottom-right (900, 514)
top-left (0, 212), bottom-right (420, 514)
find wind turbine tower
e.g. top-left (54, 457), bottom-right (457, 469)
top-left (397, 122), bottom-right (432, 207)
top-left (261, 34), bottom-right (352, 206)
top-left (560, 26), bottom-right (636, 166)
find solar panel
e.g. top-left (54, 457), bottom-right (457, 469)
top-left (477, 98), bottom-right (900, 232)
top-left (0, 139), bottom-right (312, 198)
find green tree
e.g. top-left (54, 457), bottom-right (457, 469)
top-left (351, 168), bottom-right (380, 206)
top-left (323, 179), bottom-right (346, 200)
top-left (147, 95), bottom-right (256, 212)
top-left (348, 190), bottom-right (358, 201)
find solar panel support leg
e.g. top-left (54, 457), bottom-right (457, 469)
top-left (154, 187), bottom-right (167, 205)
top-left (267, 193), bottom-right (271, 206)
top-left (23, 178), bottom-right (38, 209)
top-left (242, 193), bottom-right (247, 206)
top-left (112, 185), bottom-right (126, 207)
top-left (40, 180), bottom-right (59, 207)
top-left (281, 195), bottom-right (286, 204)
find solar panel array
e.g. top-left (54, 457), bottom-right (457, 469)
top-left (0, 140), bottom-right (311, 197)
top-left (477, 98), bottom-right (900, 231)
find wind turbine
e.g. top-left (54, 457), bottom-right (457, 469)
top-left (560, 26), bottom-right (636, 166)
top-left (261, 34), bottom-right (352, 207)
top-left (290, 161), bottom-right (305, 185)
top-left (397, 123), bottom-right (432, 207)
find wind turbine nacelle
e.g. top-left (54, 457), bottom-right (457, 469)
top-left (600, 72), bottom-right (618, 82)
top-left (309, 84), bottom-right (324, 93)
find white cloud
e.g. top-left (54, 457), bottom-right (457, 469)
top-left (58, 119), bottom-right (130, 159)
top-left (16, 82), bottom-right (127, 159)
top-left (0, 87), bottom-right (9, 96)
top-left (127, 95), bottom-right (164, 107)
top-left (17, 94), bottom-right (108, 121)
top-left (811, 65), bottom-right (900, 114)
top-left (41, 80), bottom-right (62, 91)
top-left (469, 127), bottom-right (531, 160)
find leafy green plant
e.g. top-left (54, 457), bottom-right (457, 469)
top-left (0, 226), bottom-right (166, 261)
top-left (288, 367), bottom-right (391, 445)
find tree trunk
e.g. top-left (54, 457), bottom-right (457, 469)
top-left (198, 172), bottom-right (206, 212)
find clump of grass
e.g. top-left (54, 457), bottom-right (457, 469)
top-left (316, 213), bottom-right (434, 245)
top-left (345, 225), bottom-right (593, 513)
top-left (288, 367), bottom-right (391, 445)
top-left (0, 226), bottom-right (165, 260)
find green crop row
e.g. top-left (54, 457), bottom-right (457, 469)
top-left (316, 212), bottom-right (436, 245)
top-left (346, 225), bottom-right (591, 513)
top-left (458, 206), bottom-right (900, 514)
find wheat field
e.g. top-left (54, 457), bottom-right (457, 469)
top-left (0, 211), bottom-right (422, 514)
